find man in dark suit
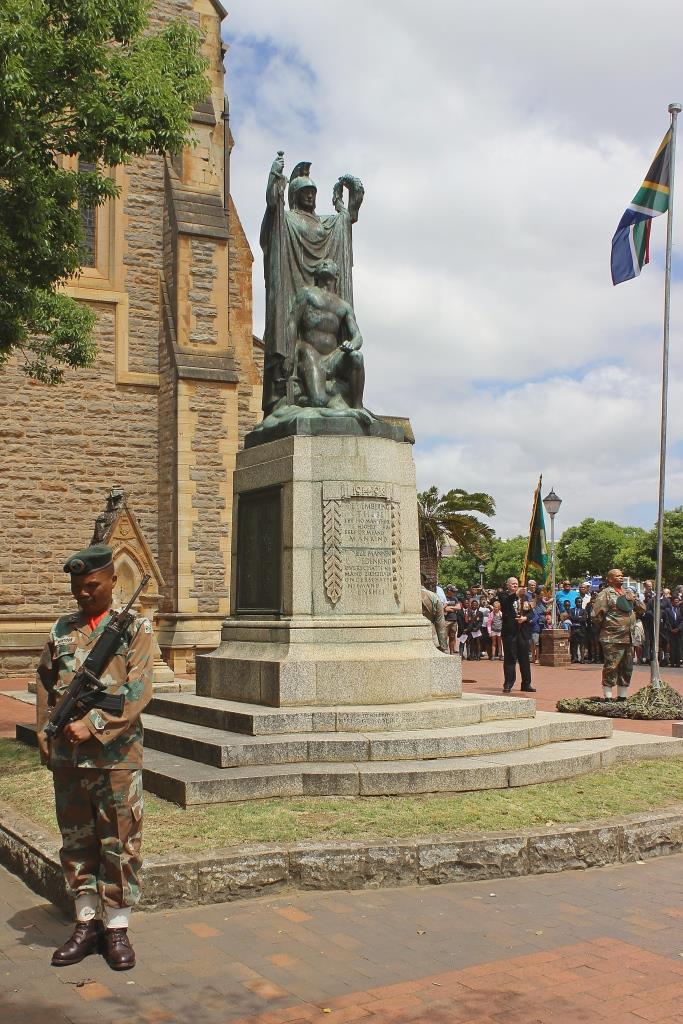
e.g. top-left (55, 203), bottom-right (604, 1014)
top-left (569, 597), bottom-right (587, 663)
top-left (666, 595), bottom-right (683, 667)
top-left (497, 577), bottom-right (535, 693)
top-left (642, 580), bottom-right (655, 663)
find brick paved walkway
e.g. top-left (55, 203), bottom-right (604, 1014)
top-left (462, 659), bottom-right (683, 736)
top-left (2, 854), bottom-right (683, 1023)
top-left (0, 678), bottom-right (34, 739)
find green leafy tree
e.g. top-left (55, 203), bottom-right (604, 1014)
top-left (614, 526), bottom-right (655, 581)
top-left (0, 0), bottom-right (209, 382)
top-left (624, 508), bottom-right (683, 586)
top-left (417, 486), bottom-right (495, 583)
top-left (438, 534), bottom-right (526, 591)
top-left (655, 509), bottom-right (683, 584)
top-left (438, 547), bottom-right (490, 592)
top-left (556, 518), bottom-right (648, 580)
top-left (486, 536), bottom-right (528, 588)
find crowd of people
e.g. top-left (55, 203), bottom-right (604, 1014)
top-left (421, 575), bottom-right (568, 666)
top-left (421, 573), bottom-right (683, 700)
top-left (421, 574), bottom-right (683, 669)
top-left (421, 572), bottom-right (537, 692)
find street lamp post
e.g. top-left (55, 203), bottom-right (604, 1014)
top-left (478, 562), bottom-right (485, 590)
top-left (542, 488), bottom-right (562, 628)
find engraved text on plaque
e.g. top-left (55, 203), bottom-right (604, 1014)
top-left (322, 482), bottom-right (402, 610)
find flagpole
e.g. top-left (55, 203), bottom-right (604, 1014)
top-left (651, 101), bottom-right (681, 690)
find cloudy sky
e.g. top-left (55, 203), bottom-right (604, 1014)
top-left (222, 0), bottom-right (683, 539)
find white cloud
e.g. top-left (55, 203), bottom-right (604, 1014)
top-left (417, 365), bottom-right (683, 537)
top-left (224, 0), bottom-right (683, 537)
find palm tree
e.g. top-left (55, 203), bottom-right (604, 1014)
top-left (417, 486), bottom-right (496, 583)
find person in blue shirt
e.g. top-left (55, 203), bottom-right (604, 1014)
top-left (555, 580), bottom-right (579, 614)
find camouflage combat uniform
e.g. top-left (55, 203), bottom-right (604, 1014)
top-left (421, 586), bottom-right (448, 652)
top-left (36, 610), bottom-right (154, 908)
top-left (592, 586), bottom-right (643, 691)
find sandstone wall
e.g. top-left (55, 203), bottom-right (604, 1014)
top-left (228, 198), bottom-right (262, 446)
top-left (0, 0), bottom-right (258, 676)
top-left (126, 154), bottom-right (166, 375)
top-left (0, 305), bottom-right (159, 672)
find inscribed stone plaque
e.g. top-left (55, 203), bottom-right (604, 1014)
top-left (322, 482), bottom-right (402, 612)
top-left (236, 487), bottom-right (282, 614)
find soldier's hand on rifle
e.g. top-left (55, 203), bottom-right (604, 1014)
top-left (63, 720), bottom-right (91, 745)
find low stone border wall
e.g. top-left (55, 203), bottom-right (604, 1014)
top-left (1, 800), bottom-right (682, 913)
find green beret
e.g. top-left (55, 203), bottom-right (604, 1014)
top-left (63, 544), bottom-right (114, 576)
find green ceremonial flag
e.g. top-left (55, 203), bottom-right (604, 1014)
top-left (523, 476), bottom-right (549, 585)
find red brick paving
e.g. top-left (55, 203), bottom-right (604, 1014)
top-left (1, 854), bottom-right (683, 1023)
top-left (0, 677), bottom-right (34, 739)
top-left (463, 657), bottom-right (683, 736)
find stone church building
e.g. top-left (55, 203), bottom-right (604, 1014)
top-left (0, 0), bottom-right (262, 675)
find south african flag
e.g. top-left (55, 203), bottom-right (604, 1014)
top-left (611, 128), bottom-right (672, 285)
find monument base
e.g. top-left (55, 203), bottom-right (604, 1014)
top-left (196, 431), bottom-right (460, 708)
top-left (197, 616), bottom-right (460, 707)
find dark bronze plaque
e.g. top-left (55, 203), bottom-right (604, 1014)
top-left (236, 486), bottom-right (282, 614)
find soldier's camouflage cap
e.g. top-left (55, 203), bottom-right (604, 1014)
top-left (63, 544), bottom-right (114, 576)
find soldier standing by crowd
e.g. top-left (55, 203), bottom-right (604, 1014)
top-left (36, 545), bottom-right (154, 970)
top-left (591, 568), bottom-right (645, 700)
top-left (420, 573), bottom-right (447, 652)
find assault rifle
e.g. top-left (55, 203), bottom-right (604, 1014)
top-left (44, 574), bottom-right (151, 740)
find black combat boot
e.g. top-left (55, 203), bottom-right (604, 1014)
top-left (51, 920), bottom-right (104, 966)
top-left (103, 927), bottom-right (136, 970)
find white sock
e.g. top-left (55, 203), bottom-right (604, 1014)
top-left (618, 685), bottom-right (629, 698)
top-left (603, 686), bottom-right (613, 699)
top-left (74, 892), bottom-right (99, 923)
top-left (103, 906), bottom-right (131, 930)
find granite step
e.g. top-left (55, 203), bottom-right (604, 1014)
top-left (7, 681), bottom-right (195, 704)
top-left (138, 711), bottom-right (613, 769)
top-left (138, 733), bottom-right (683, 806)
top-left (145, 692), bottom-right (537, 736)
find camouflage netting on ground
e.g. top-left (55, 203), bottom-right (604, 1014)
top-left (557, 682), bottom-right (683, 720)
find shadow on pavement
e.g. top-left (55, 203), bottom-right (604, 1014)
top-left (6, 903), bottom-right (69, 948)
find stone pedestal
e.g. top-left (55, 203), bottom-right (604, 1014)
top-left (539, 628), bottom-right (571, 667)
top-left (196, 433), bottom-right (459, 706)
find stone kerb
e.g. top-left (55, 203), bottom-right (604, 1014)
top-left (2, 800), bottom-right (682, 912)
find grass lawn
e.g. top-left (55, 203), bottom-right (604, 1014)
top-left (1, 739), bottom-right (682, 856)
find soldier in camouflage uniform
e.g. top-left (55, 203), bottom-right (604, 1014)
top-left (420, 573), bottom-right (448, 652)
top-left (591, 568), bottom-right (645, 700)
top-left (36, 544), bottom-right (153, 970)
